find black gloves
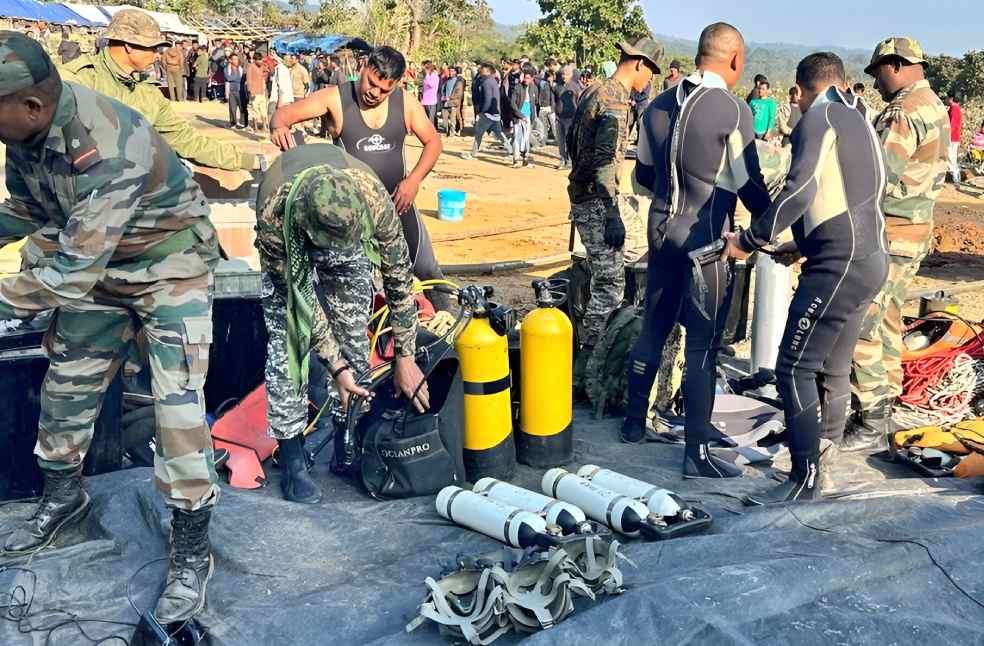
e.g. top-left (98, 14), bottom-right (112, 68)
top-left (603, 207), bottom-right (625, 248)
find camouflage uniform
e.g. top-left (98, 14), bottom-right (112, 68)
top-left (851, 38), bottom-right (949, 408)
top-left (58, 10), bottom-right (254, 171)
top-left (0, 67), bottom-right (220, 510)
top-left (567, 79), bottom-right (631, 346)
top-left (254, 145), bottom-right (418, 440)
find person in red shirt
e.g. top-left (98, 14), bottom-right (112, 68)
top-left (945, 92), bottom-right (962, 183)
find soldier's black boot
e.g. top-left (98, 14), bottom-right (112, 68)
top-left (840, 400), bottom-right (892, 453)
top-left (3, 465), bottom-right (90, 555)
top-left (155, 507), bottom-right (214, 624)
top-left (683, 441), bottom-right (744, 478)
top-left (746, 449), bottom-right (822, 505)
top-left (277, 435), bottom-right (322, 504)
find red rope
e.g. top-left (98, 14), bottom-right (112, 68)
top-left (901, 337), bottom-right (984, 408)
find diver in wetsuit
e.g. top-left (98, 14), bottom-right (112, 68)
top-left (721, 53), bottom-right (889, 503)
top-left (621, 23), bottom-right (773, 480)
top-left (269, 46), bottom-right (450, 308)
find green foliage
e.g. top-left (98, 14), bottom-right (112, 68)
top-left (419, 0), bottom-right (493, 63)
top-left (926, 54), bottom-right (963, 96)
top-left (308, 0), bottom-right (353, 32)
top-left (520, 0), bottom-right (650, 69)
top-left (958, 51), bottom-right (984, 101)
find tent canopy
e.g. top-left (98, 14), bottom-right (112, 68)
top-left (271, 32), bottom-right (370, 54)
top-left (0, 0), bottom-right (92, 24)
top-left (0, 0), bottom-right (42, 21)
top-left (63, 1), bottom-right (107, 25)
top-left (100, 4), bottom-right (199, 36)
top-left (38, 2), bottom-right (90, 25)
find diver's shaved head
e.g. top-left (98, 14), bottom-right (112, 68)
top-left (697, 22), bottom-right (744, 64)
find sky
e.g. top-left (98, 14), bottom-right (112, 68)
top-left (486, 0), bottom-right (980, 56)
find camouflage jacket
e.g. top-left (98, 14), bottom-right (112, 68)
top-left (876, 79), bottom-right (949, 227)
top-left (567, 77), bottom-right (631, 204)
top-left (255, 145), bottom-right (418, 364)
top-left (59, 49), bottom-right (253, 170)
top-left (0, 82), bottom-right (217, 320)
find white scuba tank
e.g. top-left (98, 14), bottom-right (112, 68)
top-left (436, 486), bottom-right (547, 548)
top-left (541, 468), bottom-right (651, 537)
top-left (576, 465), bottom-right (682, 518)
top-left (473, 477), bottom-right (587, 534)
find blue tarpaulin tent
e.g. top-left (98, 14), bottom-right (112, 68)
top-left (0, 0), bottom-right (92, 24)
top-left (271, 32), bottom-right (370, 54)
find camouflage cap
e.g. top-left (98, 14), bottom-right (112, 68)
top-left (105, 9), bottom-right (168, 49)
top-left (864, 37), bottom-right (927, 76)
top-left (618, 36), bottom-right (664, 74)
top-left (0, 31), bottom-right (55, 97)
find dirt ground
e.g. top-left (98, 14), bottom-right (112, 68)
top-left (4, 96), bottom-right (984, 321)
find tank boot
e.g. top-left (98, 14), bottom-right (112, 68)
top-left (683, 442), bottom-right (744, 479)
top-left (840, 400), bottom-right (892, 453)
top-left (746, 450), bottom-right (822, 505)
top-left (155, 507), bottom-right (214, 624)
top-left (620, 416), bottom-right (646, 444)
top-left (3, 465), bottom-right (90, 555)
top-left (278, 435), bottom-right (322, 504)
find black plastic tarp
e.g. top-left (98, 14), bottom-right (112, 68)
top-left (2, 407), bottom-right (983, 645)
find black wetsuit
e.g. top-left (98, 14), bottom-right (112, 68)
top-left (627, 72), bottom-right (772, 469)
top-left (739, 87), bottom-right (889, 468)
top-left (334, 81), bottom-right (447, 304)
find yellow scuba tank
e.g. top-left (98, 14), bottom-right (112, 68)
top-left (518, 279), bottom-right (574, 467)
top-left (454, 286), bottom-right (515, 480)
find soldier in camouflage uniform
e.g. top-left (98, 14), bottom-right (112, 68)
top-left (567, 36), bottom-right (662, 373)
top-left (254, 144), bottom-right (425, 504)
top-left (842, 37), bottom-right (950, 452)
top-left (0, 33), bottom-right (218, 625)
top-left (58, 9), bottom-right (259, 172)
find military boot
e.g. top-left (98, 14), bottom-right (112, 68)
top-left (3, 465), bottom-right (90, 555)
top-left (620, 416), bottom-right (646, 444)
top-left (840, 400), bottom-right (892, 453)
top-left (155, 507), bottom-right (214, 625)
top-left (277, 435), bottom-right (322, 504)
top-left (817, 440), bottom-right (839, 494)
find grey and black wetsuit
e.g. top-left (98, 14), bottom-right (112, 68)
top-left (738, 86), bottom-right (889, 471)
top-left (334, 81), bottom-right (447, 305)
top-left (626, 71), bottom-right (771, 472)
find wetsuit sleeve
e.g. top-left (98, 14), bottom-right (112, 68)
top-left (148, 89), bottom-right (253, 170)
top-left (362, 174), bottom-right (417, 357)
top-left (633, 103), bottom-right (656, 197)
top-left (0, 162), bottom-right (45, 246)
top-left (731, 103), bottom-right (773, 219)
top-left (740, 108), bottom-right (832, 252)
top-left (0, 156), bottom-right (146, 319)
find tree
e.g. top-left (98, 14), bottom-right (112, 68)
top-left (520, 0), bottom-right (649, 68)
top-left (420, 0), bottom-right (492, 63)
top-left (958, 51), bottom-right (984, 101)
top-left (289, 0), bottom-right (308, 17)
top-left (309, 0), bottom-right (354, 31)
top-left (925, 54), bottom-right (963, 96)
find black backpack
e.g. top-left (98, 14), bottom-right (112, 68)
top-left (332, 351), bottom-right (466, 499)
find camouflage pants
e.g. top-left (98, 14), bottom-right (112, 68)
top-left (851, 243), bottom-right (931, 407)
top-left (36, 274), bottom-right (219, 511)
top-left (262, 254), bottom-right (372, 440)
top-left (572, 198), bottom-right (625, 347)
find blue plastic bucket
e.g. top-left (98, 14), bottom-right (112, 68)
top-left (437, 189), bottom-right (467, 222)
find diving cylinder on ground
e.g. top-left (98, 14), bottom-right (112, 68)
top-left (542, 468), bottom-right (651, 537)
top-left (455, 291), bottom-right (515, 481)
top-left (473, 477), bottom-right (587, 535)
top-left (577, 465), bottom-right (682, 519)
top-left (750, 254), bottom-right (793, 374)
top-left (436, 486), bottom-right (546, 548)
top-left (518, 280), bottom-right (574, 467)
